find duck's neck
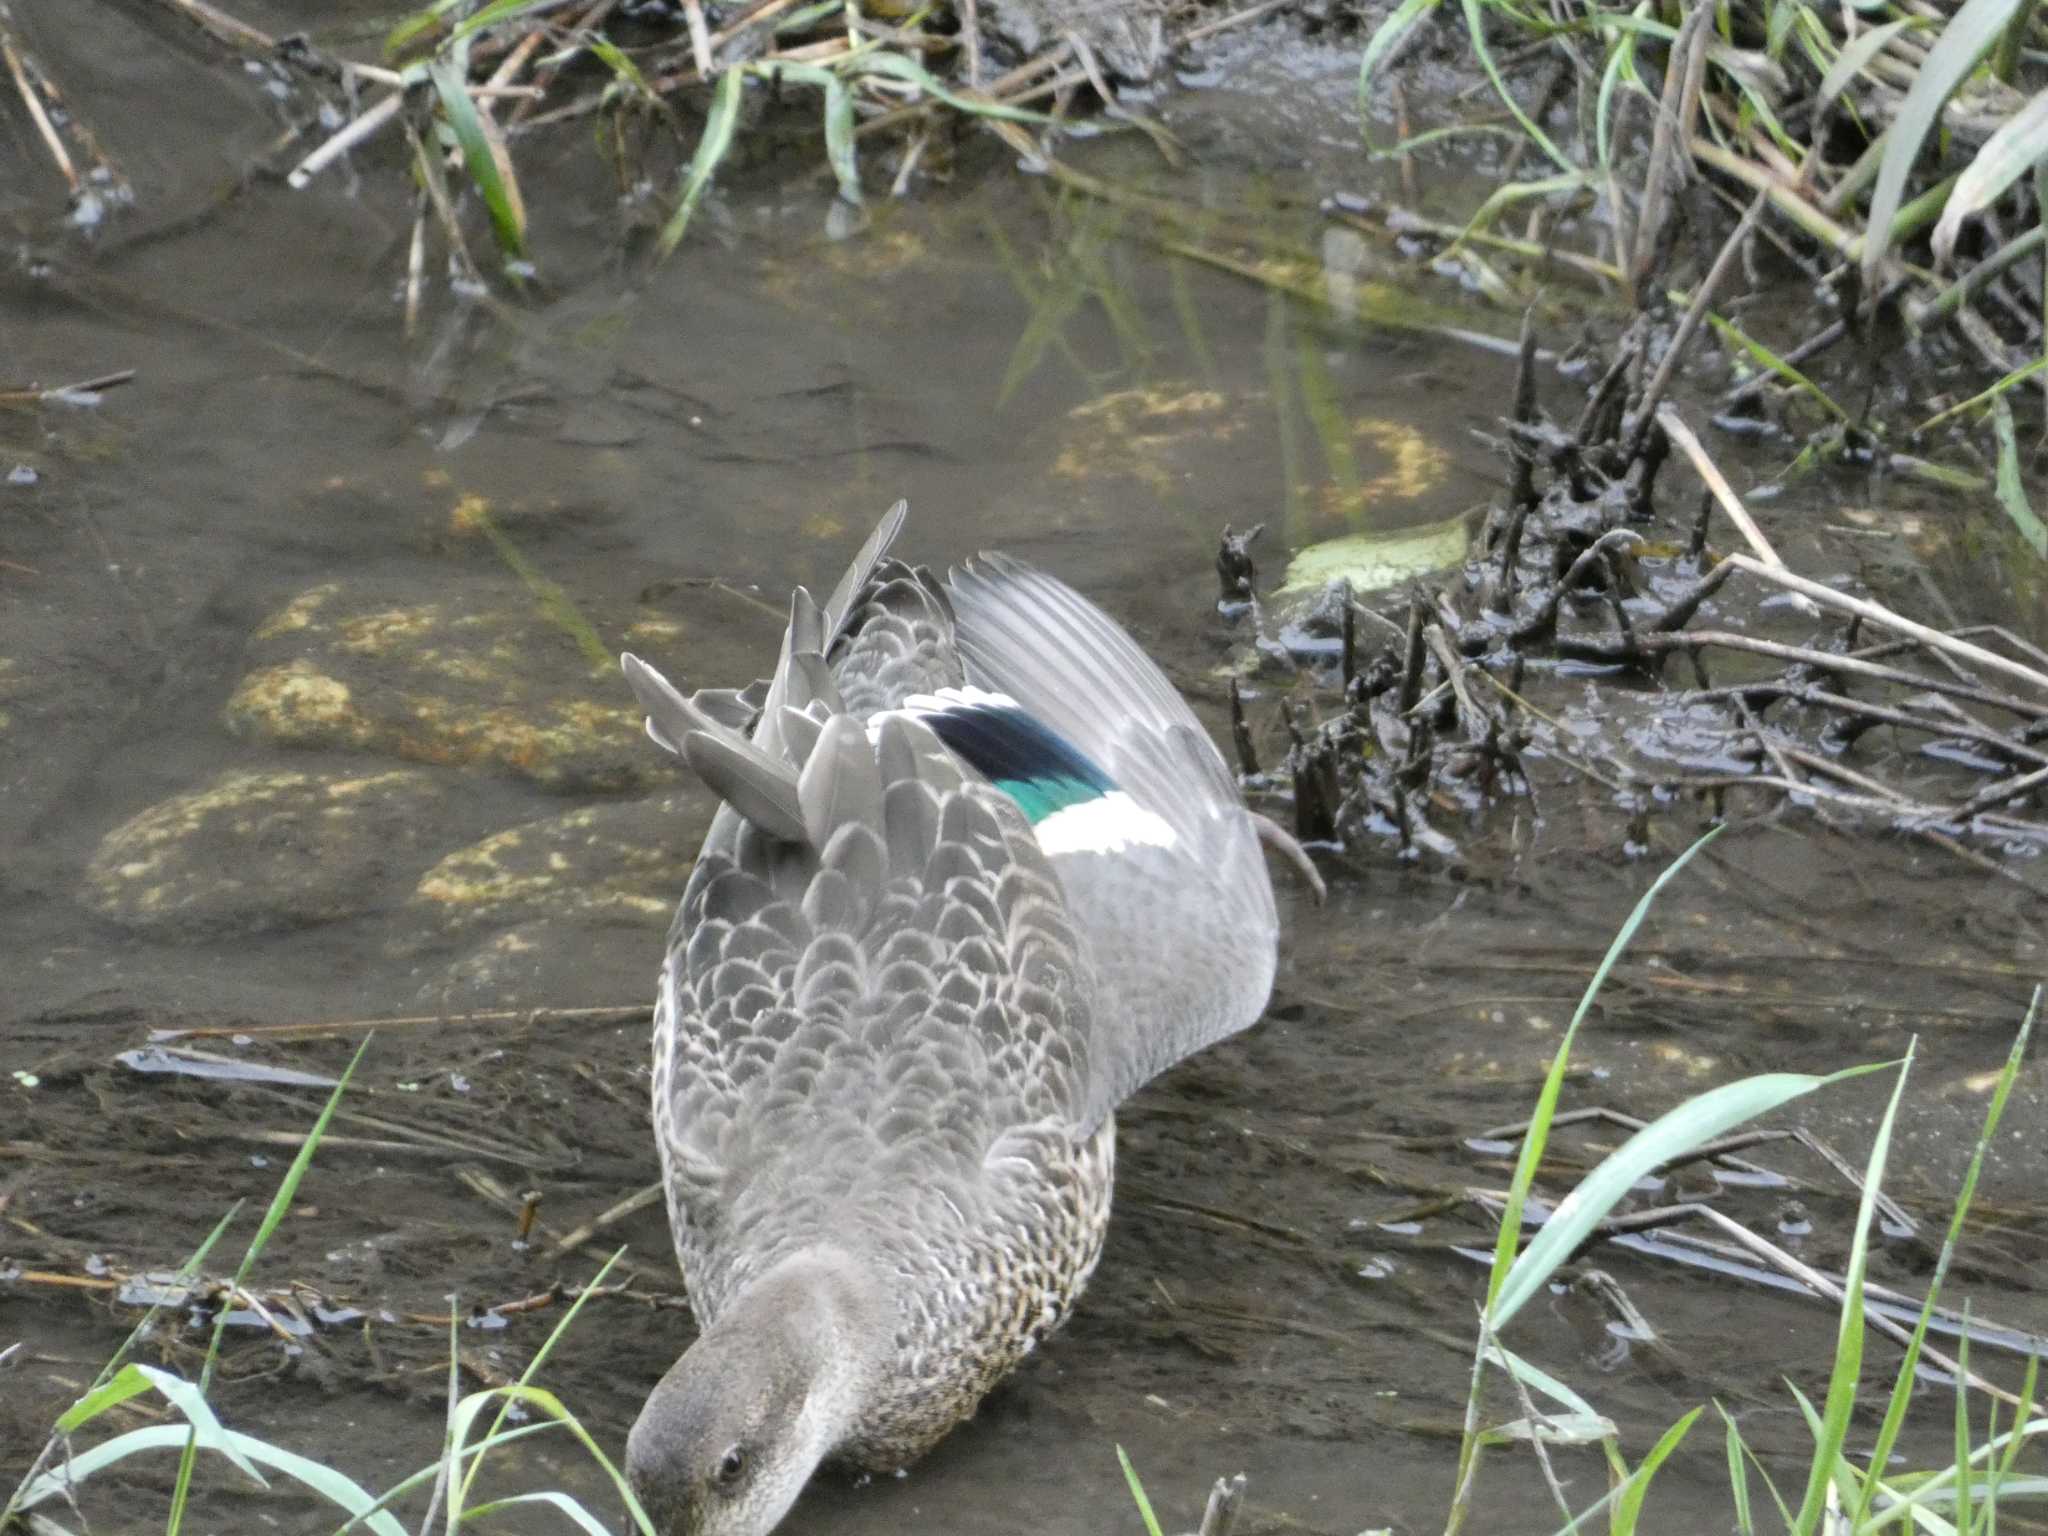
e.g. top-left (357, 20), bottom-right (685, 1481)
top-left (721, 1248), bottom-right (888, 1448)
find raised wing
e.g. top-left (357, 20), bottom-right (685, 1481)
top-left (946, 556), bottom-right (1279, 1129)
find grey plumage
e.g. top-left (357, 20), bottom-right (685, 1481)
top-left (621, 506), bottom-right (1283, 1536)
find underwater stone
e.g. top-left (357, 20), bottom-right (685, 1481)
top-left (407, 791), bottom-right (713, 942)
top-left (223, 582), bottom-right (665, 793)
top-left (84, 768), bottom-right (444, 935)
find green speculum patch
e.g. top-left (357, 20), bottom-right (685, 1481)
top-left (995, 775), bottom-right (1107, 824)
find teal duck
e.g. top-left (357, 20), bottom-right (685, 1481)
top-left (619, 504), bottom-right (1283, 1536)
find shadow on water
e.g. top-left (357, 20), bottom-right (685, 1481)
top-left (3, 5), bottom-right (2046, 1533)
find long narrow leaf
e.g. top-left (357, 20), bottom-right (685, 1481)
top-left (1850, 992), bottom-right (2037, 1528)
top-left (1815, 18), bottom-right (1926, 113)
top-left (852, 51), bottom-right (1050, 124)
top-left (1934, 87), bottom-right (2048, 264)
top-left (1115, 1446), bottom-right (1167, 1536)
top-left (51, 1365), bottom-right (264, 1490)
top-left (660, 67), bottom-right (744, 260)
top-left (1483, 826), bottom-right (1722, 1316)
top-left (16, 1426), bottom-right (406, 1536)
top-left (1461, 0), bottom-right (1576, 173)
top-left (449, 0), bottom-right (567, 45)
top-left (1863, 0), bottom-right (2031, 288)
top-left (1358, 0), bottom-right (1442, 152)
top-left (1611, 1407), bottom-right (1705, 1534)
top-left (1793, 1043), bottom-right (1918, 1534)
top-left (763, 62), bottom-right (860, 204)
top-left (445, 1385), bottom-right (653, 1534)
top-left (428, 60), bottom-right (528, 260)
top-left (1493, 1062), bottom-right (1885, 1330)
top-left (1993, 395), bottom-right (2048, 558)
top-left (1708, 314), bottom-right (1850, 421)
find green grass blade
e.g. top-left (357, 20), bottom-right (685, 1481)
top-left (1862, 0), bottom-right (2030, 290)
top-left (766, 62), bottom-right (860, 204)
top-left (1483, 1343), bottom-right (1611, 1425)
top-left (221, 1036), bottom-right (372, 1336)
top-left (1115, 1446), bottom-right (1167, 1536)
top-left (1935, 87), bottom-right (2048, 264)
top-left (464, 1491), bottom-right (613, 1534)
top-left (587, 34), bottom-right (656, 100)
top-left (457, 1248), bottom-right (627, 1508)
top-left (1708, 313), bottom-right (1850, 421)
top-left (1609, 1406), bottom-right (1704, 1534)
top-left (659, 67), bottom-right (743, 260)
top-left (1482, 826), bottom-right (1722, 1320)
top-left (1358, 0), bottom-right (1442, 152)
top-left (1816, 18), bottom-right (1925, 113)
top-left (1852, 990), bottom-right (2038, 1527)
top-left (15, 1426), bottom-right (407, 1536)
top-left (1955, 1319), bottom-right (1976, 1535)
top-left (1, 1203), bottom-right (244, 1527)
top-left (1492, 1062), bottom-right (1885, 1331)
top-left (168, 1036), bottom-right (370, 1536)
top-left (1989, 1353), bottom-right (2041, 1506)
top-left (386, 0), bottom-right (466, 58)
top-left (1992, 397), bottom-right (2048, 557)
top-left (1722, 1404), bottom-right (1756, 1536)
top-left (50, 1365), bottom-right (265, 1488)
top-left (1793, 1042), bottom-right (1918, 1534)
top-left (328, 1424), bottom-right (560, 1536)
top-left (1914, 353), bottom-right (2048, 431)
top-left (427, 60), bottom-right (528, 260)
top-left (851, 51), bottom-right (1051, 123)
top-left (448, 0), bottom-right (562, 44)
top-left (445, 1385), bottom-right (654, 1535)
top-left (822, 73), bottom-right (858, 204)
top-left (1459, 0), bottom-right (1575, 173)
top-left (1446, 830), bottom-right (1720, 1532)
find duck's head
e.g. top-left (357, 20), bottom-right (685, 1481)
top-left (626, 1252), bottom-right (882, 1536)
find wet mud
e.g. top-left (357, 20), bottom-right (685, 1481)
top-left (4, 6), bottom-right (2047, 1534)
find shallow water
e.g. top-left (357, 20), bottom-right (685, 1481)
top-left (4, 6), bottom-right (2047, 1533)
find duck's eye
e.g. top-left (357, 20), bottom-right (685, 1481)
top-left (713, 1446), bottom-right (747, 1491)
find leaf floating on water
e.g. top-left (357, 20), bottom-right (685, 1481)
top-left (117, 1046), bottom-right (340, 1089)
top-left (1277, 514), bottom-right (1469, 595)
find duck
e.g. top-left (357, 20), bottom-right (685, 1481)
top-left (618, 502), bottom-right (1291, 1536)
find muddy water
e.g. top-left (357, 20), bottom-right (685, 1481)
top-left (4, 6), bottom-right (2047, 1533)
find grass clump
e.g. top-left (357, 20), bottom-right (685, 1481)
top-left (1129, 829), bottom-right (2045, 1534)
top-left (1354, 0), bottom-right (2048, 549)
top-left (0, 1034), bottom-right (655, 1536)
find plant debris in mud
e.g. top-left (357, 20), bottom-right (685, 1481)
top-left (5, 0), bottom-right (1302, 298)
top-left (1231, 310), bottom-right (2048, 884)
top-left (1350, 0), bottom-right (2048, 543)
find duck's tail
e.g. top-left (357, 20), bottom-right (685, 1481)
top-left (621, 500), bottom-right (963, 852)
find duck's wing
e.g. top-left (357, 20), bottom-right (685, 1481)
top-left (946, 556), bottom-right (1279, 1131)
top-left (622, 509), bottom-right (1096, 1285)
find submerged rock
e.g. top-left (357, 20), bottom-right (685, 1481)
top-left (84, 768), bottom-right (443, 934)
top-left (408, 792), bottom-right (712, 941)
top-left (1044, 381), bottom-right (1452, 528)
top-left (223, 583), bottom-right (662, 793)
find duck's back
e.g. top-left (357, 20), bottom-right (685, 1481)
top-left (622, 506), bottom-right (1277, 1458)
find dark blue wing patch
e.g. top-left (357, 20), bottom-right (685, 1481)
top-left (907, 694), bottom-right (1114, 825)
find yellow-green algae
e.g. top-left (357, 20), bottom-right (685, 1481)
top-left (85, 768), bottom-right (443, 933)
top-left (225, 583), bottom-right (661, 793)
top-left (410, 793), bottom-right (711, 939)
